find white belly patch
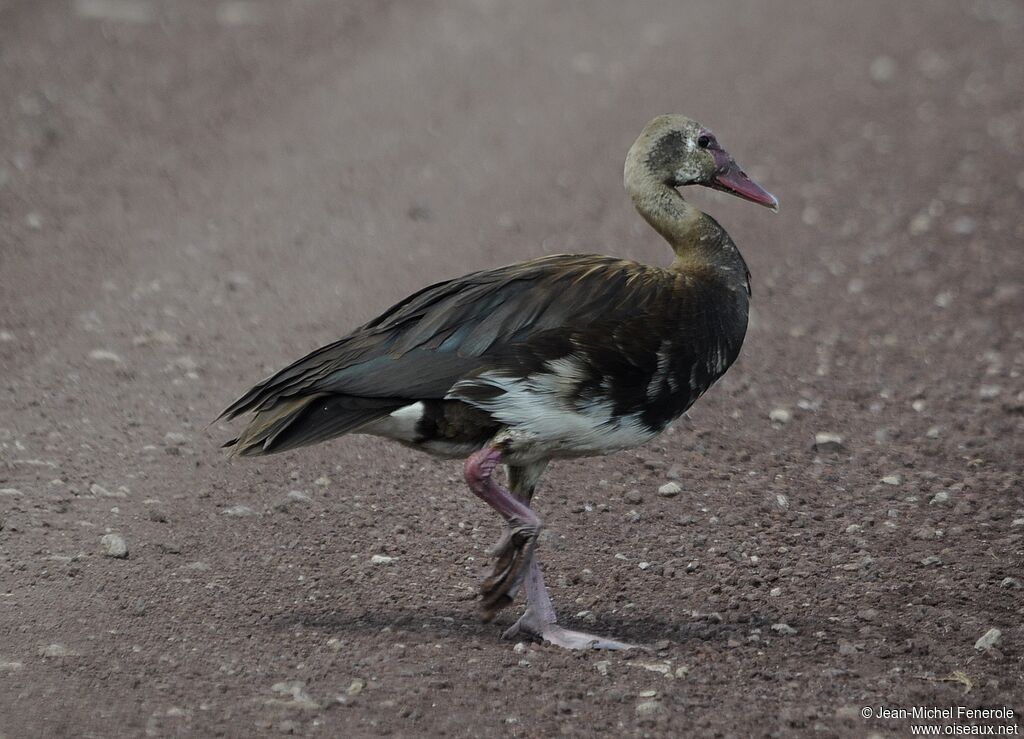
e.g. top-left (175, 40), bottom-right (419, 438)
top-left (447, 362), bottom-right (658, 458)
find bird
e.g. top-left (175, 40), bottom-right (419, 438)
top-left (217, 114), bottom-right (777, 650)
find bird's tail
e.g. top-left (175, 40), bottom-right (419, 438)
top-left (223, 394), bottom-right (405, 457)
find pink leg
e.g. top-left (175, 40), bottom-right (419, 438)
top-left (465, 450), bottom-right (636, 650)
top-left (464, 446), bottom-right (542, 620)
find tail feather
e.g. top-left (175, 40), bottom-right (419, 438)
top-left (224, 394), bottom-right (405, 457)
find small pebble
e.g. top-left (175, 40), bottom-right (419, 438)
top-left (768, 408), bottom-right (791, 425)
top-left (222, 505), bottom-right (255, 517)
top-left (771, 623), bottom-right (798, 636)
top-left (909, 212), bottom-right (931, 235)
top-left (952, 216), bottom-right (976, 236)
top-left (624, 489), bottom-right (643, 504)
top-left (346, 679), bottom-right (364, 696)
top-left (513, 642), bottom-right (527, 654)
top-left (869, 55), bottom-right (897, 82)
top-left (813, 432), bottom-right (845, 453)
top-left (881, 474), bottom-right (901, 486)
top-left (999, 577), bottom-right (1021, 589)
top-left (100, 533), bottom-right (128, 559)
top-left (370, 554), bottom-right (394, 565)
top-left (657, 482), bottom-right (681, 498)
top-left (90, 483), bottom-right (127, 498)
top-left (595, 660), bottom-right (610, 676)
top-left (88, 349), bottom-right (123, 364)
top-left (636, 700), bottom-right (663, 716)
top-left (39, 644), bottom-right (79, 658)
top-left (163, 432), bottom-right (189, 446)
top-left (269, 681), bottom-right (319, 710)
top-left (974, 628), bottom-right (1001, 651)
top-left (929, 491), bottom-right (950, 506)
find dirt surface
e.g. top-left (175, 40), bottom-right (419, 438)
top-left (2, 1), bottom-right (1023, 737)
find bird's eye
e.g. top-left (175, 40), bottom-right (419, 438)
top-left (697, 135), bottom-right (712, 149)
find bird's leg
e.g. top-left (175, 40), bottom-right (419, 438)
top-left (501, 556), bottom-right (636, 650)
top-left (488, 461), bottom-right (548, 557)
top-left (496, 460), bottom-right (635, 651)
top-left (463, 446), bottom-right (542, 621)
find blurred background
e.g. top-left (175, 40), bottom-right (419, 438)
top-left (1, 1), bottom-right (1022, 736)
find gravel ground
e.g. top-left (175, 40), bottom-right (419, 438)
top-left (1, 1), bottom-right (1022, 737)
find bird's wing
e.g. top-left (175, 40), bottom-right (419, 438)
top-left (217, 254), bottom-right (676, 421)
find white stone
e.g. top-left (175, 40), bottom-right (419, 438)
top-left (974, 628), bottom-right (1002, 651)
top-left (222, 505), bottom-right (255, 517)
top-left (39, 644), bottom-right (79, 658)
top-left (813, 432), bottom-right (844, 452)
top-left (869, 55), bottom-right (897, 82)
top-left (979, 385), bottom-right (1001, 400)
top-left (657, 481), bottom-right (682, 498)
top-left (100, 533), bottom-right (128, 558)
top-left (88, 349), bottom-right (123, 363)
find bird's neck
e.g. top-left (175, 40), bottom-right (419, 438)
top-left (625, 173), bottom-right (749, 284)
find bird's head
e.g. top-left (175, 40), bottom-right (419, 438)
top-left (625, 114), bottom-right (778, 212)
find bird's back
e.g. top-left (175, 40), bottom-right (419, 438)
top-left (219, 252), bottom-right (748, 460)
